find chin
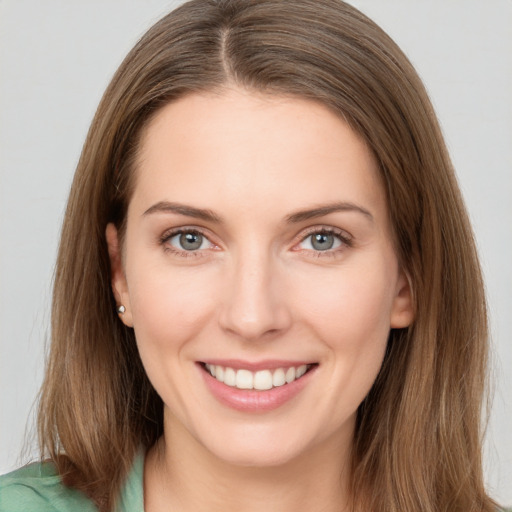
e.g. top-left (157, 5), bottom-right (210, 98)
top-left (207, 441), bottom-right (304, 468)
top-left (194, 421), bottom-right (328, 469)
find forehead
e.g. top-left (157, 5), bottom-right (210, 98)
top-left (131, 88), bottom-right (385, 220)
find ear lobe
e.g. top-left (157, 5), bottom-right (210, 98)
top-left (105, 223), bottom-right (133, 327)
top-left (390, 270), bottom-right (414, 329)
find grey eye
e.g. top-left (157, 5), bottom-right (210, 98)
top-left (167, 231), bottom-right (210, 251)
top-left (179, 232), bottom-right (204, 250)
top-left (310, 233), bottom-right (335, 251)
top-left (298, 232), bottom-right (343, 252)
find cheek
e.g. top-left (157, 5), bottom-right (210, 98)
top-left (292, 260), bottom-right (396, 421)
top-left (126, 263), bottom-right (220, 413)
top-left (127, 263), bottom-right (218, 356)
top-left (290, 257), bottom-right (396, 355)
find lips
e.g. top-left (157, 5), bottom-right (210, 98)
top-left (199, 360), bottom-right (317, 412)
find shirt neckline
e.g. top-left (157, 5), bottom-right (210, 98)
top-left (115, 447), bottom-right (145, 512)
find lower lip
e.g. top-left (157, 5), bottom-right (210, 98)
top-left (199, 364), bottom-right (316, 412)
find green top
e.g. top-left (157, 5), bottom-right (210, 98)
top-left (2, 453), bottom-right (510, 512)
top-left (0, 450), bottom-right (144, 512)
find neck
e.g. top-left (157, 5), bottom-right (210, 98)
top-left (144, 413), bottom-right (354, 512)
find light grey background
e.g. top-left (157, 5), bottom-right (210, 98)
top-left (1, 0), bottom-right (510, 505)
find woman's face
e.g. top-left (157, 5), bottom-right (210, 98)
top-left (107, 88), bottom-right (413, 467)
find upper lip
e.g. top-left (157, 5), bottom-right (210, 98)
top-left (199, 359), bottom-right (317, 371)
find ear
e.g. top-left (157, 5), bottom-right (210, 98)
top-left (106, 223), bottom-right (133, 327)
top-left (390, 269), bottom-right (414, 329)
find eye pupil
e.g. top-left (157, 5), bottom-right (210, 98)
top-left (180, 232), bottom-right (203, 250)
top-left (311, 233), bottom-right (334, 251)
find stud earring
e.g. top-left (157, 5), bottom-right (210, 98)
top-left (117, 305), bottom-right (126, 314)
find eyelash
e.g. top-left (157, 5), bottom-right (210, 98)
top-left (159, 226), bottom-right (353, 259)
top-left (295, 227), bottom-right (353, 258)
top-left (159, 228), bottom-right (213, 258)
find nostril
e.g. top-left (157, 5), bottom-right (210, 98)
top-left (218, 304), bottom-right (293, 342)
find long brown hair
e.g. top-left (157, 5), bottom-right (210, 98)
top-left (38, 1), bottom-right (497, 510)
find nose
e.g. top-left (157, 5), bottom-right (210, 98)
top-left (218, 251), bottom-right (292, 341)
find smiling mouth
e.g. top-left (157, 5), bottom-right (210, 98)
top-left (201, 363), bottom-right (316, 391)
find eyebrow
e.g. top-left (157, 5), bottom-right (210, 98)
top-left (142, 200), bottom-right (373, 224)
top-left (143, 201), bottom-right (223, 223)
top-left (285, 202), bottom-right (374, 223)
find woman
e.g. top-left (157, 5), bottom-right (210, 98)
top-left (0, 0), bottom-right (504, 511)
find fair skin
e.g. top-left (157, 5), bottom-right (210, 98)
top-left (107, 87), bottom-right (413, 512)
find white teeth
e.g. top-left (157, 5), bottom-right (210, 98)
top-left (253, 370), bottom-right (273, 390)
top-left (205, 364), bottom-right (312, 390)
top-left (236, 369), bottom-right (253, 389)
top-left (296, 365), bottom-right (307, 378)
top-left (224, 367), bottom-right (236, 386)
top-left (285, 367), bottom-right (296, 383)
top-left (272, 368), bottom-right (286, 387)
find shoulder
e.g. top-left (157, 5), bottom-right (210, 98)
top-left (0, 462), bottom-right (98, 512)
